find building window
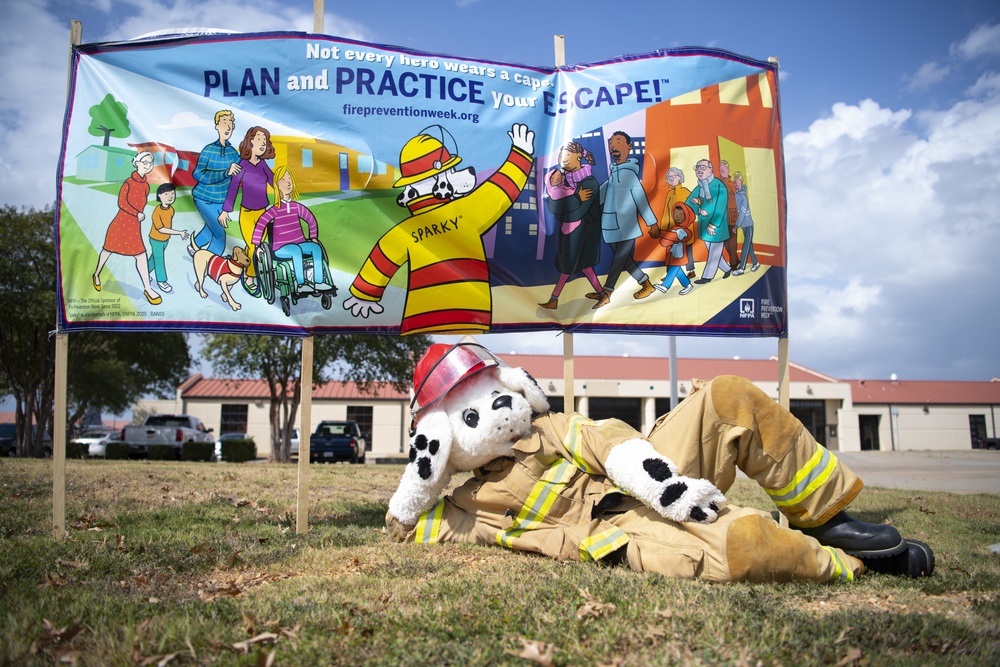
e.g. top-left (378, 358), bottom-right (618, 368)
top-left (859, 414), bottom-right (880, 451)
top-left (588, 397), bottom-right (642, 431)
top-left (970, 414), bottom-right (988, 449)
top-left (347, 406), bottom-right (373, 451)
top-left (220, 404), bottom-right (248, 434)
top-left (302, 149), bottom-right (313, 168)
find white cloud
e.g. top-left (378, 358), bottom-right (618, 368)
top-left (781, 79), bottom-right (1000, 373)
top-left (784, 99), bottom-right (911, 152)
top-left (951, 22), bottom-right (1000, 61)
top-left (905, 61), bottom-right (950, 91)
top-left (908, 22), bottom-right (999, 94)
top-left (95, 0), bottom-right (372, 42)
top-left (0, 3), bottom-right (72, 208)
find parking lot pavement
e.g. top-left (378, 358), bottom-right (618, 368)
top-left (836, 450), bottom-right (1000, 494)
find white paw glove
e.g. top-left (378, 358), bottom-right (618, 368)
top-left (605, 438), bottom-right (726, 524)
top-left (387, 410), bottom-right (453, 526)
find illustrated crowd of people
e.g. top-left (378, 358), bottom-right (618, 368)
top-left (539, 130), bottom-right (760, 311)
top-left (89, 114), bottom-right (760, 322)
top-left (92, 109), bottom-right (330, 310)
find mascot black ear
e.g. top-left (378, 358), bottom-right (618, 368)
top-left (497, 366), bottom-right (550, 414)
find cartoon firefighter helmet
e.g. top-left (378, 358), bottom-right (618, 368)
top-left (411, 342), bottom-right (506, 416)
top-left (393, 126), bottom-right (463, 188)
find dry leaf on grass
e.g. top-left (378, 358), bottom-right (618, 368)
top-left (576, 588), bottom-right (617, 619)
top-left (836, 647), bottom-right (863, 666)
top-left (230, 632), bottom-right (279, 654)
top-left (505, 637), bottom-right (556, 666)
top-left (138, 652), bottom-right (180, 666)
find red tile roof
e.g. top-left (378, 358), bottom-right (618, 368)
top-left (849, 379), bottom-right (1000, 406)
top-left (180, 377), bottom-right (408, 400)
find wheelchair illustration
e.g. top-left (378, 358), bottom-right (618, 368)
top-left (252, 238), bottom-right (338, 317)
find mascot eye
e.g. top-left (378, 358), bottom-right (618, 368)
top-left (463, 409), bottom-right (480, 428)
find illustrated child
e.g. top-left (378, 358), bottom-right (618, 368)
top-left (146, 183), bottom-right (189, 293)
top-left (251, 166), bottom-right (332, 292)
top-left (652, 202), bottom-right (696, 295)
top-left (539, 141), bottom-right (606, 310)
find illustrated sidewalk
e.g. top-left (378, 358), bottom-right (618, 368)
top-left (836, 450), bottom-right (1000, 494)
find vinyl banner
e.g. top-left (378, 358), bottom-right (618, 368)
top-left (56, 31), bottom-right (787, 338)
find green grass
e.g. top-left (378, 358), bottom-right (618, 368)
top-left (1, 459), bottom-right (998, 666)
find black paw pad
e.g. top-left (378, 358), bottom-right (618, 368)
top-left (414, 434), bottom-right (428, 451)
top-left (659, 481), bottom-right (688, 508)
top-left (643, 458), bottom-right (673, 482)
top-left (417, 457), bottom-right (433, 480)
top-left (689, 506), bottom-right (707, 522)
top-left (408, 446), bottom-right (417, 463)
top-left (428, 439), bottom-right (440, 455)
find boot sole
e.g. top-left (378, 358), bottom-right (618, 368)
top-left (843, 538), bottom-right (907, 559)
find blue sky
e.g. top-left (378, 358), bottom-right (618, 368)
top-left (3, 0), bottom-right (999, 383)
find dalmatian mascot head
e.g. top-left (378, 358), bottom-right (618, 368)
top-left (394, 126), bottom-right (478, 211)
top-left (388, 342), bottom-right (550, 523)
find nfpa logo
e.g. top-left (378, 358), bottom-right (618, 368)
top-left (739, 298), bottom-right (755, 319)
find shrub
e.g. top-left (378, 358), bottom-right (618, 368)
top-left (221, 438), bottom-right (256, 463)
top-left (105, 442), bottom-right (129, 460)
top-left (182, 441), bottom-right (213, 462)
top-left (66, 442), bottom-right (88, 459)
top-left (148, 444), bottom-right (178, 461)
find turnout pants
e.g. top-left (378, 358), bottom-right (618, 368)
top-left (606, 376), bottom-right (865, 583)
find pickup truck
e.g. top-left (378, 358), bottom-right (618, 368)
top-left (309, 420), bottom-right (366, 464)
top-left (121, 414), bottom-right (214, 458)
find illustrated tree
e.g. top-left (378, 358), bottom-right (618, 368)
top-left (202, 333), bottom-right (431, 462)
top-left (87, 93), bottom-right (131, 147)
top-left (0, 205), bottom-right (191, 456)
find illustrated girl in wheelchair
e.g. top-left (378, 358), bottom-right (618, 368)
top-left (250, 166), bottom-right (337, 316)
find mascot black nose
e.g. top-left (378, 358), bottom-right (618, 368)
top-left (492, 395), bottom-right (513, 411)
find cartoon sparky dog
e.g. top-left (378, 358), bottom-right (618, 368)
top-left (343, 123), bottom-right (534, 335)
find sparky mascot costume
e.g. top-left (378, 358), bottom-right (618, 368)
top-left (387, 342), bottom-right (934, 582)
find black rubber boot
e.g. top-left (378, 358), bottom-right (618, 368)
top-left (862, 539), bottom-right (935, 577)
top-left (794, 511), bottom-right (906, 558)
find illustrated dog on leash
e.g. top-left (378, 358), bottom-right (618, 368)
top-left (190, 237), bottom-right (251, 311)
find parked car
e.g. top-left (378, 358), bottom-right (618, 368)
top-left (121, 414), bottom-right (213, 458)
top-left (309, 421), bottom-right (366, 464)
top-left (1, 424), bottom-right (52, 457)
top-left (71, 430), bottom-right (121, 458)
top-left (288, 428), bottom-right (301, 458)
top-left (213, 432), bottom-right (251, 462)
top-left (0, 423), bottom-right (16, 457)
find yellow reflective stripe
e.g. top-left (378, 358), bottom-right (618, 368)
top-left (823, 546), bottom-right (854, 581)
top-left (765, 447), bottom-right (837, 508)
top-left (563, 415), bottom-right (601, 474)
top-left (414, 498), bottom-right (445, 544)
top-left (496, 458), bottom-right (575, 549)
top-left (579, 527), bottom-right (630, 562)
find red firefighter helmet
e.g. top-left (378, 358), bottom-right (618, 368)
top-left (411, 342), bottom-right (506, 417)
